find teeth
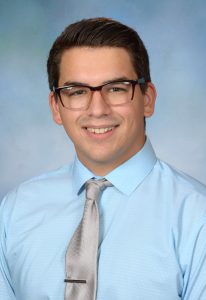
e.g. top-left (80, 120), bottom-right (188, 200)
top-left (87, 127), bottom-right (114, 134)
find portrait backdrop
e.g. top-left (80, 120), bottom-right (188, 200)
top-left (0, 0), bottom-right (206, 200)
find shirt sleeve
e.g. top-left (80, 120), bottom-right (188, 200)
top-left (182, 219), bottom-right (206, 300)
top-left (177, 193), bottom-right (206, 300)
top-left (0, 196), bottom-right (16, 300)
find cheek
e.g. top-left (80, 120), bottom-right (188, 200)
top-left (58, 112), bottom-right (78, 135)
top-left (115, 103), bottom-right (142, 124)
top-left (121, 105), bottom-right (145, 135)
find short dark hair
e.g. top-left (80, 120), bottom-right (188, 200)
top-left (47, 17), bottom-right (151, 94)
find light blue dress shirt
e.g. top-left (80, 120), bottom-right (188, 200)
top-left (1, 139), bottom-right (206, 300)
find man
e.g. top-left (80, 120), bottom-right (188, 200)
top-left (1, 17), bottom-right (206, 300)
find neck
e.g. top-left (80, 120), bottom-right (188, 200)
top-left (77, 137), bottom-right (146, 176)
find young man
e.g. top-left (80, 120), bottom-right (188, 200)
top-left (1, 18), bottom-right (206, 300)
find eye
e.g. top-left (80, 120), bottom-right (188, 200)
top-left (111, 87), bottom-right (125, 92)
top-left (106, 82), bottom-right (131, 93)
top-left (62, 86), bottom-right (89, 97)
top-left (70, 89), bottom-right (87, 96)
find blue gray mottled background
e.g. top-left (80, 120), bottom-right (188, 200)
top-left (1, 0), bottom-right (206, 200)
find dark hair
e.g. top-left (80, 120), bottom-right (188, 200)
top-left (47, 17), bottom-right (151, 93)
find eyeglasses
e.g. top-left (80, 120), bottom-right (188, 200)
top-left (53, 78), bottom-right (146, 111)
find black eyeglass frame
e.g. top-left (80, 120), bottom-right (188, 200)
top-left (53, 78), bottom-right (146, 110)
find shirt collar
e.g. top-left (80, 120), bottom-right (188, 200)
top-left (72, 138), bottom-right (157, 196)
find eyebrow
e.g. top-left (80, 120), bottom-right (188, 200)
top-left (62, 76), bottom-right (133, 87)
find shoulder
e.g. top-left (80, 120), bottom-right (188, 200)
top-left (154, 158), bottom-right (206, 197)
top-left (0, 163), bottom-right (74, 221)
top-left (152, 159), bottom-right (206, 227)
top-left (23, 163), bottom-right (73, 185)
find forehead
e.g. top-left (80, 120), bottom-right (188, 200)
top-left (58, 47), bottom-right (137, 85)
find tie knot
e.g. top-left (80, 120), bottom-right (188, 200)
top-left (85, 178), bottom-right (112, 201)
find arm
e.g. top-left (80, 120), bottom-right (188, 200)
top-left (0, 197), bottom-right (16, 300)
top-left (181, 217), bottom-right (206, 299)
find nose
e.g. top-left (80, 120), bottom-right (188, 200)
top-left (87, 90), bottom-right (112, 117)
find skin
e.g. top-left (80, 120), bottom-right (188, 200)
top-left (49, 47), bottom-right (156, 175)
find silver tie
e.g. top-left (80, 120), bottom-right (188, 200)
top-left (64, 178), bottom-right (112, 300)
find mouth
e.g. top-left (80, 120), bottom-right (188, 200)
top-left (83, 125), bottom-right (119, 138)
top-left (86, 126), bottom-right (115, 134)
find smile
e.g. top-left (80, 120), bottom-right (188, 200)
top-left (86, 127), bottom-right (114, 134)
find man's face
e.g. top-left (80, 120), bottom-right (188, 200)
top-left (50, 47), bottom-right (156, 175)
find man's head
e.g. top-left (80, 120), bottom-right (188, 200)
top-left (47, 17), bottom-right (151, 93)
top-left (48, 18), bottom-right (156, 175)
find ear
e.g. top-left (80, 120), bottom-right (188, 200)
top-left (49, 92), bottom-right (63, 125)
top-left (143, 82), bottom-right (157, 117)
